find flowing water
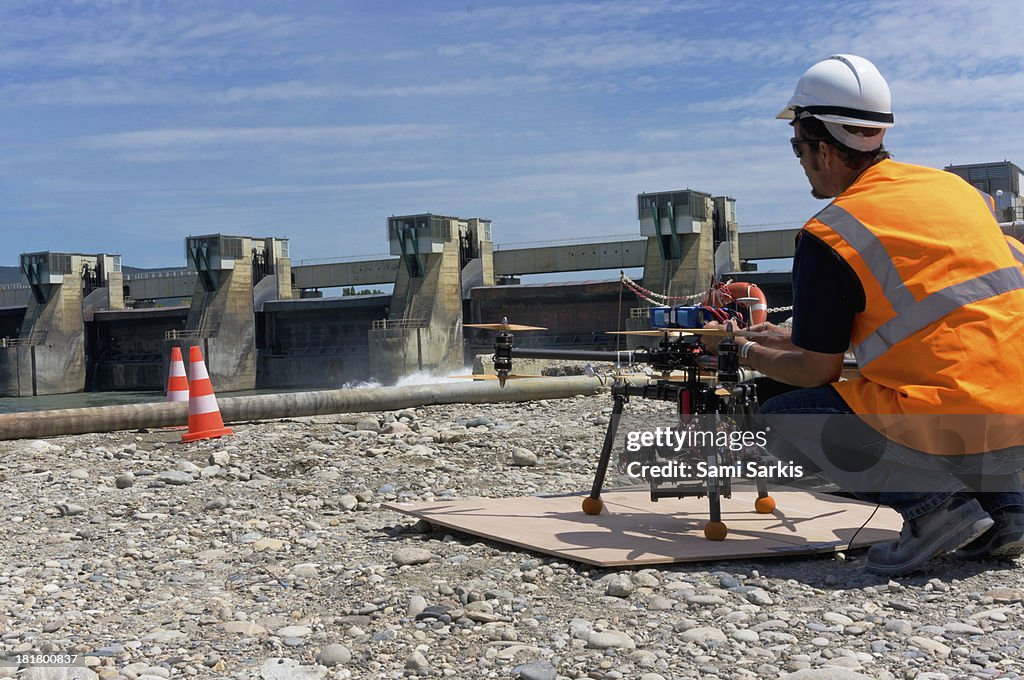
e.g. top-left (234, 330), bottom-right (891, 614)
top-left (0, 368), bottom-right (477, 415)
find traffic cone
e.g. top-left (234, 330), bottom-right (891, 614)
top-left (165, 346), bottom-right (189, 402)
top-left (181, 345), bottom-right (233, 443)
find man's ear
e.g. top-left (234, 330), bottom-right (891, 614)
top-left (819, 141), bottom-right (839, 169)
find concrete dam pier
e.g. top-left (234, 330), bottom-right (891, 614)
top-left (0, 189), bottom-right (799, 396)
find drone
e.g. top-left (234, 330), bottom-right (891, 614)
top-left (460, 317), bottom-right (548, 387)
top-left (470, 298), bottom-right (784, 540)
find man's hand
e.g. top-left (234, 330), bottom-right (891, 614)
top-left (699, 320), bottom-right (734, 355)
top-left (746, 322), bottom-right (790, 336)
top-left (701, 319), bottom-right (843, 387)
top-left (745, 322), bottom-right (796, 351)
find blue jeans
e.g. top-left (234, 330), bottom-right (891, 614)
top-left (759, 384), bottom-right (1024, 520)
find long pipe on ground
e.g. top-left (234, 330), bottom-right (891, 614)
top-left (0, 376), bottom-right (606, 442)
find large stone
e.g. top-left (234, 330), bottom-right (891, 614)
top-left (405, 651), bottom-right (429, 671)
top-left (175, 459), bottom-right (202, 473)
top-left (605, 574), bottom-right (635, 598)
top-left (355, 418), bottom-right (380, 433)
top-left (142, 629), bottom-right (187, 644)
top-left (909, 636), bottom-right (951, 658)
top-left (393, 547), bottom-right (433, 566)
top-left (158, 471), bottom-right (194, 485)
top-left (316, 644), bottom-right (351, 667)
top-left (513, 660), bottom-right (557, 680)
top-left (511, 448), bottom-right (538, 467)
top-left (782, 670), bottom-right (874, 680)
top-left (291, 563), bottom-right (320, 578)
top-left (223, 621), bottom-right (267, 635)
top-left (408, 595), bottom-right (428, 617)
top-left (209, 451), bottom-right (231, 466)
top-left (56, 503), bottom-right (86, 517)
top-left (252, 538), bottom-right (288, 552)
top-left (743, 588), bottom-right (774, 606)
top-left (680, 626), bottom-right (727, 646)
top-left (276, 625), bottom-right (313, 638)
top-left (586, 630), bottom-right (635, 650)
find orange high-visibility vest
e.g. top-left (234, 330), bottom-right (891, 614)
top-left (801, 160), bottom-right (1024, 453)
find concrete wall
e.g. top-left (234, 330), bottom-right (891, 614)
top-left (274, 258), bottom-right (293, 300)
top-left (640, 194), bottom-right (718, 300)
top-left (0, 346), bottom-right (33, 396)
top-left (641, 232), bottom-right (714, 300)
top-left (369, 231), bottom-right (465, 382)
top-left (183, 261), bottom-right (256, 393)
top-left (10, 277), bottom-right (86, 396)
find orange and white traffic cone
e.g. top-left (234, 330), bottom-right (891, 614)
top-left (181, 345), bottom-right (233, 443)
top-left (165, 346), bottom-right (189, 402)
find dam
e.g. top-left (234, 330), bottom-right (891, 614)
top-left (10, 157), bottom-right (1019, 396)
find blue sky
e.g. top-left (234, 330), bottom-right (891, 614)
top-left (1, 0), bottom-right (1022, 269)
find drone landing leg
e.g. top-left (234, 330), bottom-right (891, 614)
top-left (754, 477), bottom-right (776, 513)
top-left (704, 451), bottom-right (728, 541)
top-left (582, 392), bottom-right (625, 515)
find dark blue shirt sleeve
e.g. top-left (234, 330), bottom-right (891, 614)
top-left (790, 230), bottom-right (866, 354)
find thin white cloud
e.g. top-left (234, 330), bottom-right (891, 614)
top-left (0, 8), bottom-right (329, 69)
top-left (77, 124), bottom-right (452, 150)
top-left (0, 73), bottom-right (556, 108)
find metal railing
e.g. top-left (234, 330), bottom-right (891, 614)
top-left (297, 253), bottom-right (394, 266)
top-left (266, 345), bottom-right (370, 357)
top-left (125, 268), bottom-right (192, 281)
top-left (630, 307), bottom-right (652, 318)
top-left (371, 318), bottom-right (427, 330)
top-left (164, 320), bottom-right (220, 340)
top-left (494, 233), bottom-right (638, 251)
top-left (0, 331), bottom-right (47, 347)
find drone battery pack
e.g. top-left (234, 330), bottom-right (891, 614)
top-left (669, 306), bottom-right (707, 328)
top-left (649, 306), bottom-right (733, 329)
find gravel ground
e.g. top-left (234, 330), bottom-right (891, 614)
top-left (0, 392), bottom-right (1022, 680)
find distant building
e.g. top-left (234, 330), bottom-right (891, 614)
top-left (945, 160), bottom-right (1023, 222)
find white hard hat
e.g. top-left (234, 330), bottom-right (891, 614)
top-left (777, 54), bottom-right (894, 129)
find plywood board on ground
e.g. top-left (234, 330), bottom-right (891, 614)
top-left (385, 486), bottom-right (902, 567)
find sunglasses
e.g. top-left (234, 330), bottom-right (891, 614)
top-left (790, 137), bottom-right (824, 158)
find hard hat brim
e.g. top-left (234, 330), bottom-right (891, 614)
top-left (810, 113), bottom-right (894, 129)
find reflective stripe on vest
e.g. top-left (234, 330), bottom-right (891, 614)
top-left (975, 187), bottom-right (997, 217)
top-left (816, 204), bottom-right (1024, 367)
top-left (1009, 238), bottom-right (1024, 266)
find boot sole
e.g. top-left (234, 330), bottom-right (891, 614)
top-left (986, 538), bottom-right (1024, 559)
top-left (867, 516), bottom-right (995, 576)
top-left (958, 527), bottom-right (1024, 560)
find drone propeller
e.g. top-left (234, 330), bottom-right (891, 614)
top-left (462, 315), bottom-right (544, 331)
top-left (462, 325), bottom-right (548, 333)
